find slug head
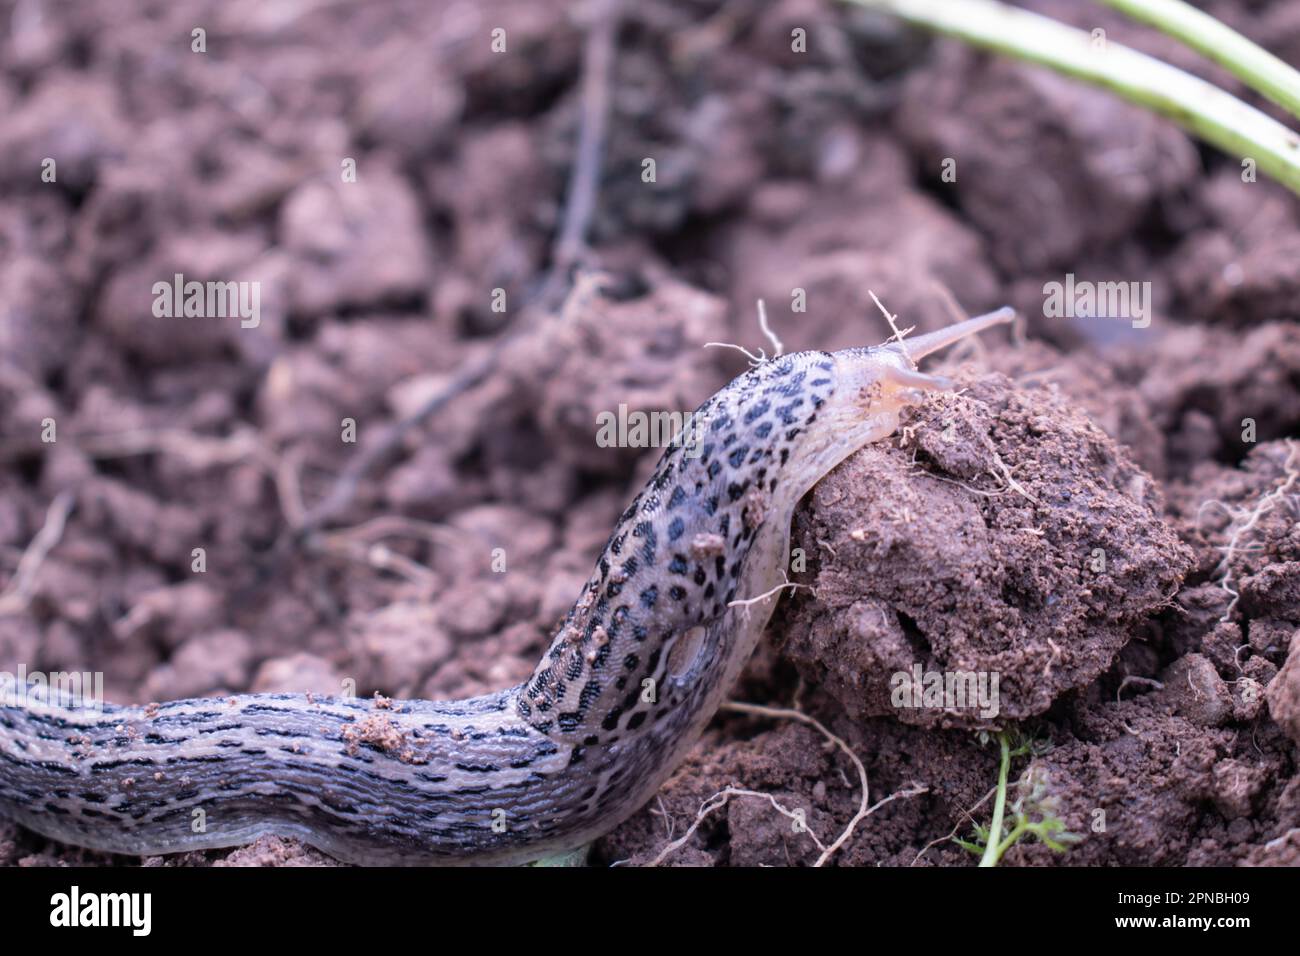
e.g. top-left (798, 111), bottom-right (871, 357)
top-left (835, 306), bottom-right (1015, 424)
top-left (783, 307), bottom-right (1015, 489)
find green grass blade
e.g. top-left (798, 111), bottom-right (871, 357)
top-left (1100, 0), bottom-right (1300, 122)
top-left (842, 0), bottom-right (1300, 196)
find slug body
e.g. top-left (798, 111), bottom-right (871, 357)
top-left (0, 310), bottom-right (1011, 865)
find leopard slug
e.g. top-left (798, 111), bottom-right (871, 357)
top-left (0, 308), bottom-right (1012, 865)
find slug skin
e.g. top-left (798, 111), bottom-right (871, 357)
top-left (0, 310), bottom-right (1012, 865)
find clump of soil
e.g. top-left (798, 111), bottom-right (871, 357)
top-left (780, 372), bottom-right (1191, 730)
top-left (2, 0), bottom-right (1299, 867)
top-left (601, 421), bottom-right (1299, 868)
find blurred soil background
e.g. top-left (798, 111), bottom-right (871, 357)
top-left (1, 0), bottom-right (1299, 865)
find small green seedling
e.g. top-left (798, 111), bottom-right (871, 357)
top-left (527, 843), bottom-right (592, 867)
top-left (955, 729), bottom-right (1081, 867)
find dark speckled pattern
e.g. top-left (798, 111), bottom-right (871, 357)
top-left (0, 319), bottom-right (1005, 864)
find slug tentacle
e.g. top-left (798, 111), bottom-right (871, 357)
top-left (890, 306), bottom-right (1016, 363)
top-left (0, 309), bottom-right (1012, 865)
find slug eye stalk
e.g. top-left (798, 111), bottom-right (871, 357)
top-left (834, 307), bottom-right (1016, 416)
top-left (885, 306), bottom-right (1017, 367)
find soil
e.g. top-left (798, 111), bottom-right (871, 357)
top-left (1, 0), bottom-right (1299, 867)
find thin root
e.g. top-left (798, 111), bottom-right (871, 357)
top-left (642, 702), bottom-right (925, 868)
top-left (868, 290), bottom-right (916, 366)
top-left (1198, 440), bottom-right (1300, 622)
top-left (726, 572), bottom-right (812, 608)
top-left (705, 299), bottom-right (786, 368)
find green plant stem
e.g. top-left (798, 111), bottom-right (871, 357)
top-left (1100, 0), bottom-right (1300, 122)
top-left (994, 820), bottom-right (1029, 860)
top-left (978, 733), bottom-right (1011, 868)
top-left (843, 0), bottom-right (1300, 196)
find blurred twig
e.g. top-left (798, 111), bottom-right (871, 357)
top-left (296, 0), bottom-right (623, 539)
top-left (291, 346), bottom-right (504, 536)
top-left (540, 0), bottom-right (622, 309)
top-left (0, 491), bottom-right (76, 616)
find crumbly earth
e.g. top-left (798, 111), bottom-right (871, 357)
top-left (1, 0), bottom-right (1298, 866)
